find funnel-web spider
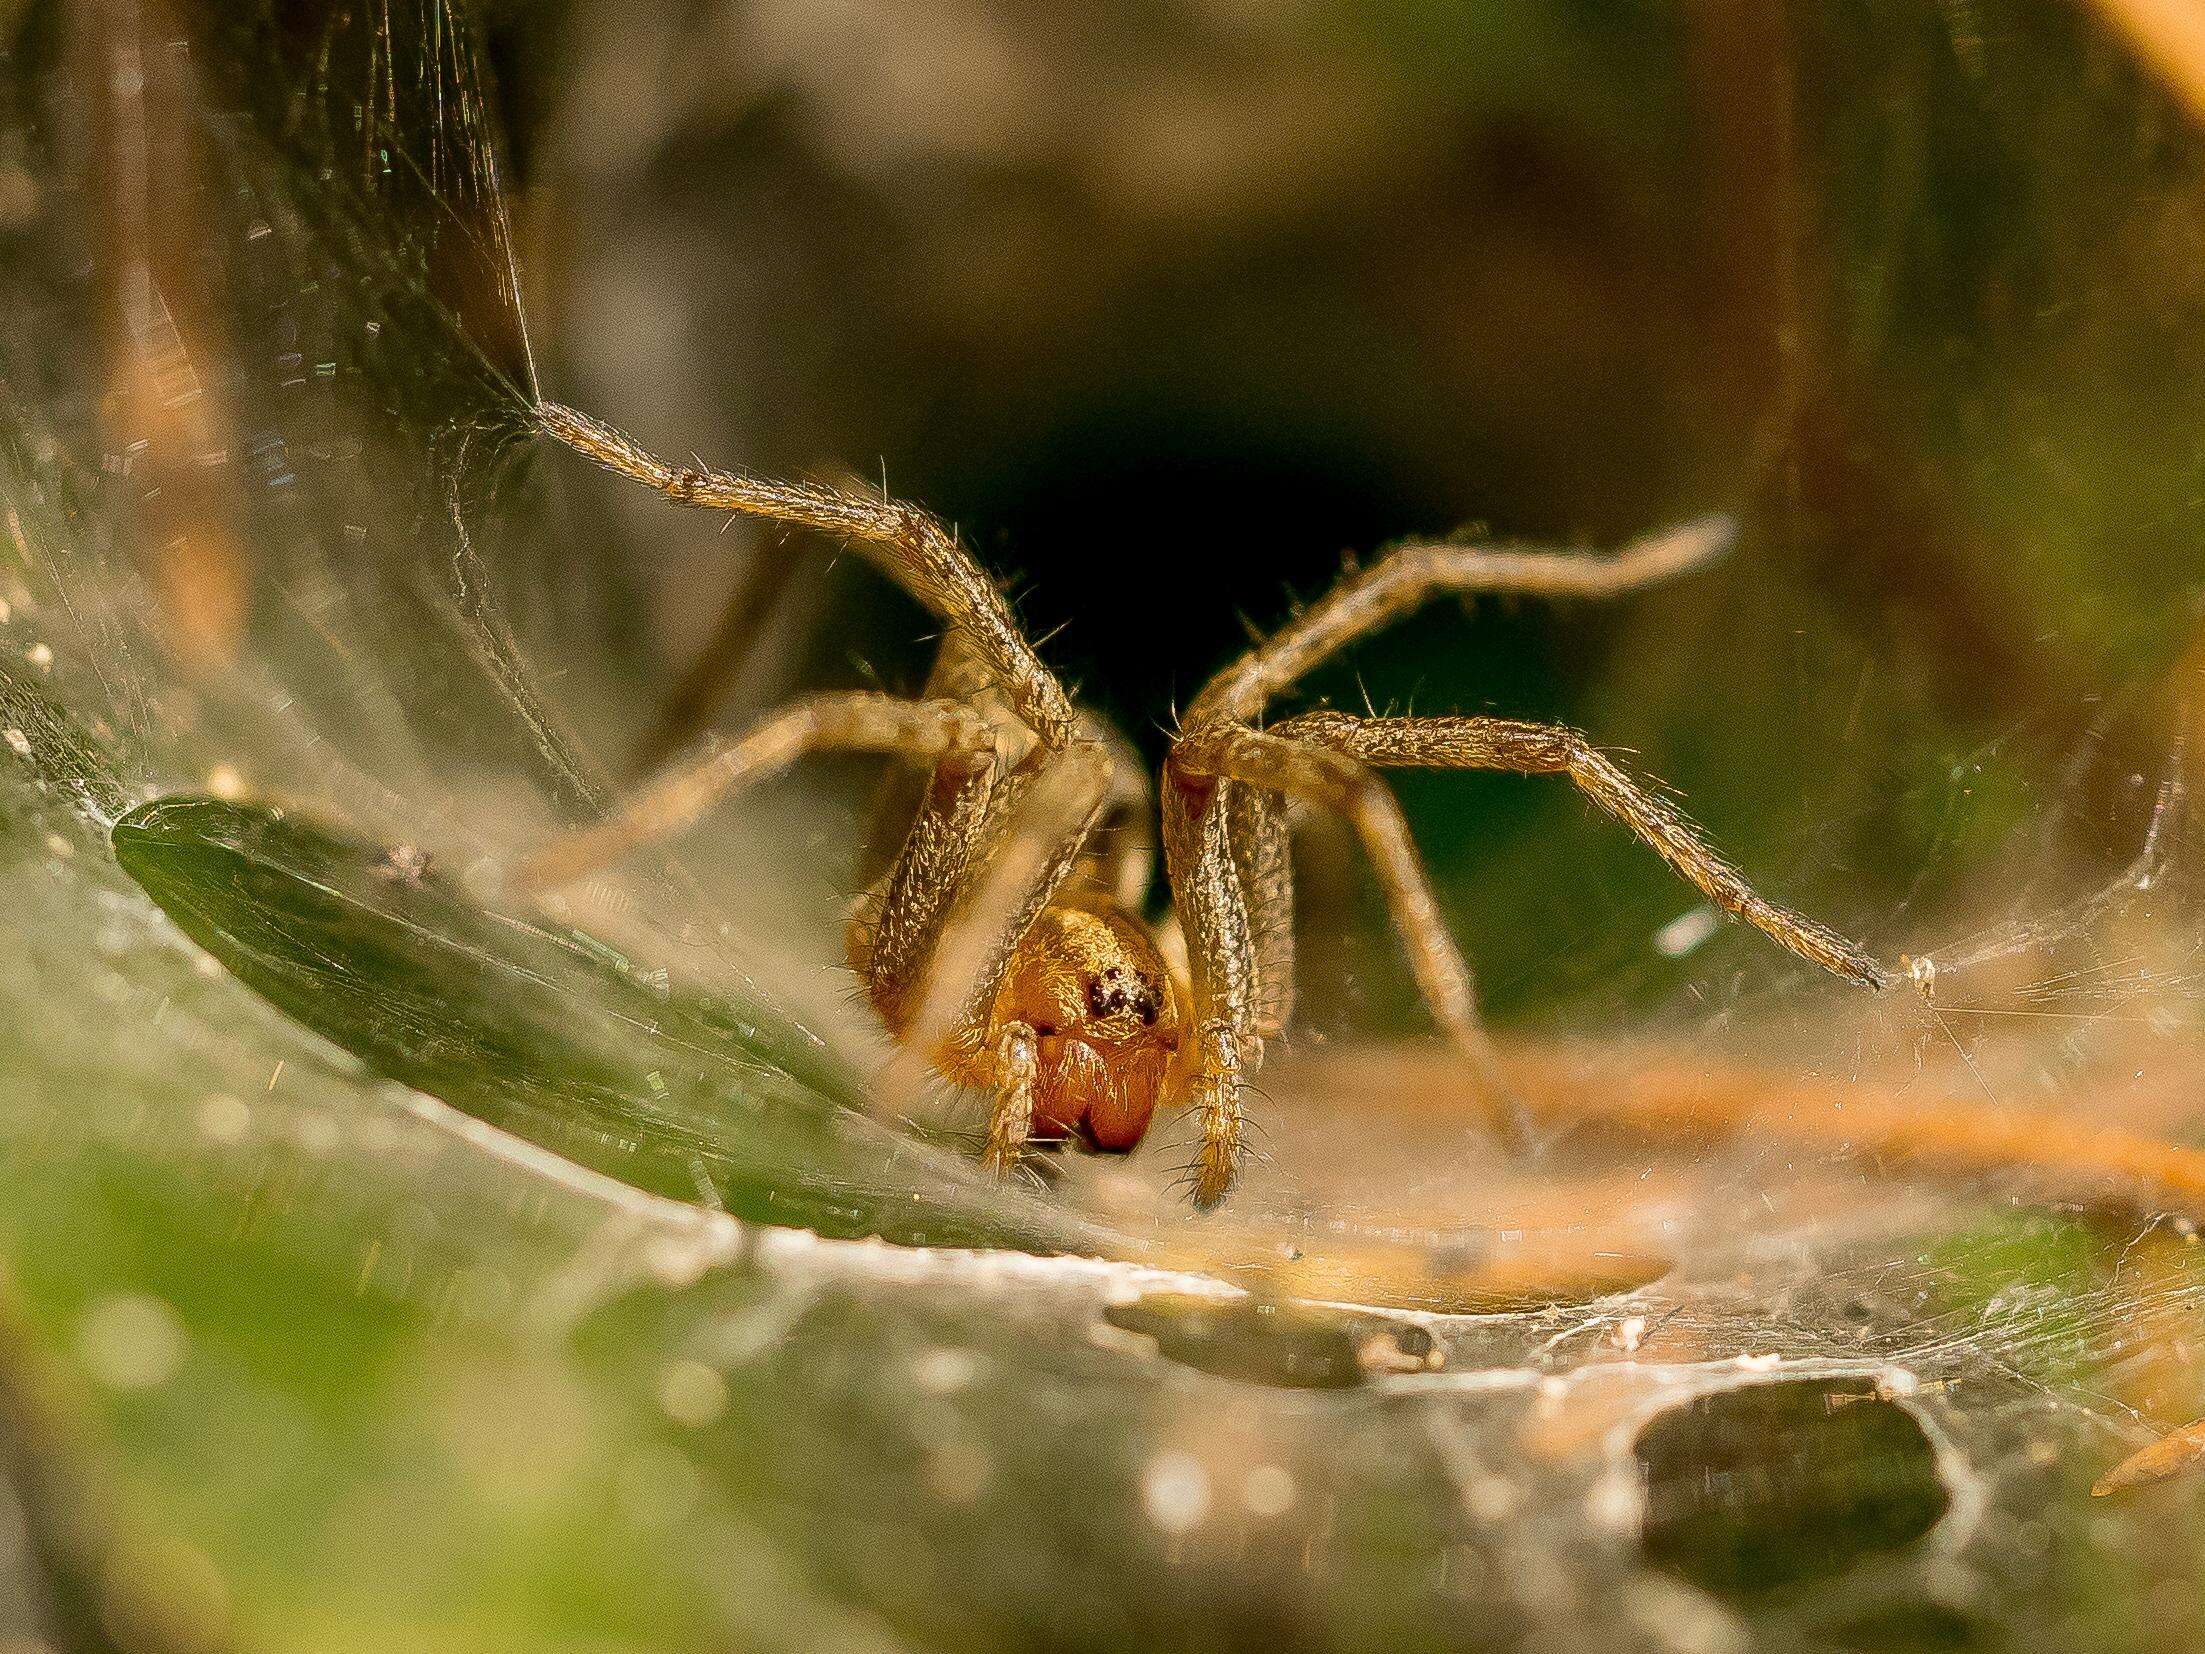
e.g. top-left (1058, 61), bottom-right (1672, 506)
top-left (522, 402), bottom-right (1891, 1207)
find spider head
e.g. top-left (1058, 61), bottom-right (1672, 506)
top-left (992, 896), bottom-right (1184, 1152)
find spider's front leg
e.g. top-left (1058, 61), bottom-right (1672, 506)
top-left (1164, 703), bottom-right (1896, 1201)
top-left (1159, 766), bottom-right (1278, 1208)
top-left (1163, 743), bottom-right (1514, 1206)
top-left (1265, 709), bottom-right (1892, 990)
top-left (534, 403), bottom-right (1176, 1187)
top-left (983, 1022), bottom-right (1041, 1178)
top-left (1185, 1020), bottom-right (1249, 1210)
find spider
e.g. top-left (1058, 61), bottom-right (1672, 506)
top-left (521, 401), bottom-right (1894, 1208)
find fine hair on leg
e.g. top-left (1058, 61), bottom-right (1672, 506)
top-left (1270, 709), bottom-right (1892, 989)
top-left (514, 692), bottom-right (997, 893)
top-left (537, 402), bottom-right (1132, 1187)
top-left (539, 402), bottom-right (1080, 748)
top-left (878, 739), bottom-right (1120, 1106)
top-left (1184, 515), bottom-right (1735, 731)
top-left (1169, 726), bottom-right (1500, 1066)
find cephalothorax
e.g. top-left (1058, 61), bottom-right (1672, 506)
top-left (523, 402), bottom-right (1892, 1207)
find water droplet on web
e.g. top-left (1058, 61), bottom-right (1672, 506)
top-left (195, 1094), bottom-right (251, 1143)
top-left (76, 1291), bottom-right (189, 1392)
top-left (1654, 906), bottom-right (1720, 959)
top-left (657, 1358), bottom-right (729, 1428)
top-left (1141, 1450), bottom-right (1210, 1534)
top-left (1241, 1463), bottom-right (1296, 1518)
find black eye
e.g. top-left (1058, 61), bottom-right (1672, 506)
top-left (1086, 980), bottom-right (1114, 1018)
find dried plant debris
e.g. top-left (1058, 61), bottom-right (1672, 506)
top-left (2092, 1416), bottom-right (2205, 1497)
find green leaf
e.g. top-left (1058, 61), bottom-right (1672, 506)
top-left (112, 794), bottom-right (1107, 1256)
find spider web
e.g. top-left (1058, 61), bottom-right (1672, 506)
top-left (0, 1), bottom-right (2200, 1650)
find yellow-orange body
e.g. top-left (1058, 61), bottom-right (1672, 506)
top-left (854, 887), bottom-right (1184, 1152)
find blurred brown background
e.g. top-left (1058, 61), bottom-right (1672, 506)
top-left (43, 0), bottom-right (2205, 1028)
top-left (457, 0), bottom-right (2205, 1024)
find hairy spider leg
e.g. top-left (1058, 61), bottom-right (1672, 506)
top-left (1274, 710), bottom-right (1891, 988)
top-left (1158, 769), bottom-right (1261, 1207)
top-left (1165, 732), bottom-right (1506, 1206)
top-left (877, 738), bottom-right (1121, 1159)
top-left (1182, 515), bottom-right (1738, 732)
top-left (1163, 517), bottom-right (1893, 1204)
top-left (534, 405), bottom-right (1141, 1176)
top-left (862, 629), bottom-right (1155, 916)
top-left (539, 401), bottom-right (1081, 750)
top-left (514, 692), bottom-right (998, 895)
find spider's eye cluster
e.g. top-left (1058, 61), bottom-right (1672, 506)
top-left (1086, 966), bottom-right (1162, 1027)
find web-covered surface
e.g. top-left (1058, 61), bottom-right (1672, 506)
top-left (0, 1), bottom-right (2202, 1650)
